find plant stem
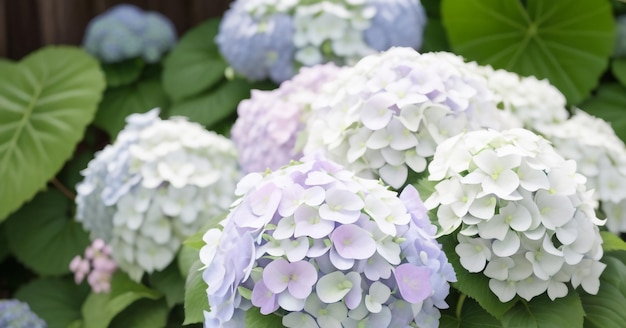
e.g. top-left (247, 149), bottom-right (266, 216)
top-left (52, 177), bottom-right (76, 201)
top-left (456, 293), bottom-right (467, 319)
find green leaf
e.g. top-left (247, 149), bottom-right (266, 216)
top-left (421, 18), bottom-right (451, 52)
top-left (0, 46), bottom-right (105, 221)
top-left (149, 261), bottom-right (186, 308)
top-left (440, 295), bottom-right (502, 328)
top-left (580, 255), bottom-right (626, 328)
top-left (601, 231), bottom-right (626, 253)
top-left (578, 83), bottom-right (626, 142)
top-left (5, 189), bottom-right (90, 276)
top-left (612, 57), bottom-right (626, 87)
top-left (163, 18), bottom-right (227, 101)
top-left (177, 245), bottom-right (199, 278)
top-left (101, 58), bottom-right (145, 87)
top-left (94, 76), bottom-right (168, 139)
top-left (245, 307), bottom-right (284, 328)
top-left (0, 223), bottom-right (9, 262)
top-left (441, 0), bottom-right (615, 105)
top-left (184, 212), bottom-right (228, 250)
top-left (501, 292), bottom-right (584, 328)
top-left (14, 277), bottom-right (90, 328)
top-left (82, 271), bottom-right (162, 328)
top-left (183, 259), bottom-right (209, 325)
top-left (168, 78), bottom-right (256, 129)
top-left (109, 298), bottom-right (169, 328)
top-left (440, 234), bottom-right (517, 319)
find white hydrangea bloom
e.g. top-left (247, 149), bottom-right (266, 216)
top-left (303, 47), bottom-right (521, 189)
top-left (425, 128), bottom-right (606, 302)
top-left (76, 109), bottom-right (241, 280)
top-left (536, 109), bottom-right (626, 234)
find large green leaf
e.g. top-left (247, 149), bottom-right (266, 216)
top-left (440, 295), bottom-right (502, 328)
top-left (168, 78), bottom-right (258, 129)
top-left (5, 189), bottom-right (90, 276)
top-left (101, 58), bottom-right (145, 87)
top-left (578, 83), bottom-right (626, 142)
top-left (612, 58), bottom-right (626, 87)
top-left (440, 234), bottom-right (517, 319)
top-left (149, 261), bottom-right (185, 308)
top-left (81, 271), bottom-right (162, 328)
top-left (245, 307), bottom-right (284, 328)
top-left (581, 255), bottom-right (626, 328)
top-left (94, 76), bottom-right (168, 139)
top-left (109, 299), bottom-right (169, 328)
top-left (501, 292), bottom-right (584, 328)
top-left (183, 259), bottom-right (209, 325)
top-left (442, 0), bottom-right (615, 105)
top-left (0, 46), bottom-right (105, 221)
top-left (162, 18), bottom-right (227, 102)
top-left (601, 231), bottom-right (626, 253)
top-left (15, 277), bottom-right (90, 328)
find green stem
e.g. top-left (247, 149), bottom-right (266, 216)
top-left (51, 177), bottom-right (75, 201)
top-left (456, 293), bottom-right (467, 319)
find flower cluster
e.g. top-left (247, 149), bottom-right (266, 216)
top-left (216, 0), bottom-right (427, 83)
top-left (76, 109), bottom-right (241, 281)
top-left (83, 4), bottom-right (177, 63)
top-left (70, 239), bottom-right (117, 293)
top-left (231, 63), bottom-right (343, 173)
top-left (200, 158), bottom-right (455, 328)
top-left (536, 110), bottom-right (626, 234)
top-left (303, 47), bottom-right (520, 189)
top-left (424, 128), bottom-right (605, 302)
top-left (0, 300), bottom-right (47, 328)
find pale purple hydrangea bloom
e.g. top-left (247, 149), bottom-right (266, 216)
top-left (0, 300), bottom-right (47, 328)
top-left (76, 109), bottom-right (241, 281)
top-left (303, 47), bottom-right (521, 189)
top-left (231, 63), bottom-right (343, 173)
top-left (217, 0), bottom-right (427, 83)
top-left (200, 157), bottom-right (455, 327)
top-left (83, 4), bottom-right (177, 63)
top-left (536, 109), bottom-right (626, 234)
top-left (70, 239), bottom-right (117, 293)
top-left (424, 128), bottom-right (606, 302)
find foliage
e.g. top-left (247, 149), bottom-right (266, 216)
top-left (2, 2), bottom-right (626, 328)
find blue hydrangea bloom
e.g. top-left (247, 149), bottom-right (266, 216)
top-left (0, 300), bottom-right (47, 328)
top-left (217, 0), bottom-right (427, 83)
top-left (83, 4), bottom-right (177, 63)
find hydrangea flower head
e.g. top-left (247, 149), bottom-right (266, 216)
top-left (536, 109), bottom-right (626, 234)
top-left (83, 4), bottom-right (177, 63)
top-left (303, 47), bottom-right (521, 189)
top-left (76, 109), bottom-right (241, 280)
top-left (70, 239), bottom-right (117, 293)
top-left (199, 157), bottom-right (455, 327)
top-left (231, 63), bottom-right (344, 173)
top-left (217, 0), bottom-right (427, 83)
top-left (424, 128), bottom-right (606, 302)
top-left (0, 300), bottom-right (47, 328)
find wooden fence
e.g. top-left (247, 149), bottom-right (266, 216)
top-left (0, 0), bottom-right (233, 60)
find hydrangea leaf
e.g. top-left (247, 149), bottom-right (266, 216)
top-left (612, 58), bottom-right (626, 87)
top-left (0, 224), bottom-right (8, 262)
top-left (177, 245), bottom-right (199, 278)
top-left (82, 271), bottom-right (162, 328)
top-left (5, 189), bottom-right (90, 276)
top-left (14, 277), bottom-right (90, 328)
top-left (101, 58), bottom-right (145, 87)
top-left (183, 259), bottom-right (209, 325)
top-left (162, 18), bottom-right (227, 102)
top-left (421, 18), bottom-right (451, 52)
top-left (148, 262), bottom-right (185, 308)
top-left (245, 307), bottom-right (284, 328)
top-left (601, 231), bottom-right (626, 253)
top-left (94, 76), bottom-right (168, 139)
top-left (168, 78), bottom-right (272, 130)
top-left (109, 299), bottom-right (169, 328)
top-left (440, 234), bottom-right (517, 319)
top-left (440, 295), bottom-right (501, 328)
top-left (580, 255), bottom-right (626, 328)
top-left (500, 292), bottom-right (583, 328)
top-left (0, 46), bottom-right (105, 221)
top-left (442, 0), bottom-right (615, 105)
top-left (578, 83), bottom-right (626, 142)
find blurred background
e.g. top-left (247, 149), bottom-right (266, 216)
top-left (0, 0), bottom-right (232, 60)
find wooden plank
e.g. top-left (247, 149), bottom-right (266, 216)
top-left (38, 0), bottom-right (57, 45)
